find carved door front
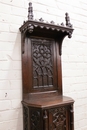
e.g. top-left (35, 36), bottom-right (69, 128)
top-left (48, 106), bottom-right (70, 130)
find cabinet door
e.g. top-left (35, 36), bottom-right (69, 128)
top-left (48, 106), bottom-right (70, 130)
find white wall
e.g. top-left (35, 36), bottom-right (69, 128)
top-left (0, 0), bottom-right (87, 130)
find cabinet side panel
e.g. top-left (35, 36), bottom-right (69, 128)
top-left (29, 107), bottom-right (43, 130)
top-left (22, 38), bottom-right (29, 97)
top-left (23, 105), bottom-right (30, 130)
top-left (22, 37), bottom-right (33, 98)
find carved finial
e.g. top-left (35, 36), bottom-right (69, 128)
top-left (28, 2), bottom-right (33, 20)
top-left (61, 22), bottom-right (64, 26)
top-left (65, 13), bottom-right (72, 28)
top-left (23, 21), bottom-right (25, 24)
top-left (50, 21), bottom-right (55, 24)
top-left (39, 18), bottom-right (44, 22)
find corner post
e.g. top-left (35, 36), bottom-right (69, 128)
top-left (70, 104), bottom-right (74, 130)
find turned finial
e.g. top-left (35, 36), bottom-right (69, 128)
top-left (28, 2), bottom-right (33, 20)
top-left (65, 13), bottom-right (72, 28)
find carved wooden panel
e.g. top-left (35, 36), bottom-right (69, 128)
top-left (30, 108), bottom-right (42, 130)
top-left (31, 38), bottom-right (54, 89)
top-left (49, 107), bottom-right (67, 130)
top-left (31, 111), bottom-right (40, 130)
top-left (23, 106), bottom-right (29, 130)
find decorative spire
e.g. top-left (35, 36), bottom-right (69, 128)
top-left (65, 13), bottom-right (72, 28)
top-left (28, 2), bottom-right (33, 20)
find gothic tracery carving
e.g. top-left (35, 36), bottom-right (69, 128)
top-left (31, 39), bottom-right (53, 89)
top-left (31, 110), bottom-right (40, 130)
top-left (23, 106), bottom-right (28, 130)
top-left (49, 107), bottom-right (66, 130)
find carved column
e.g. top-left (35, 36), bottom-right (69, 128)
top-left (70, 104), bottom-right (74, 130)
top-left (23, 106), bottom-right (29, 130)
top-left (43, 110), bottom-right (48, 130)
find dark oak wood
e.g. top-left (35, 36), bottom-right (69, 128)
top-left (19, 2), bottom-right (74, 130)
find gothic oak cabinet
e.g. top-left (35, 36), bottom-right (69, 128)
top-left (19, 2), bottom-right (74, 130)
